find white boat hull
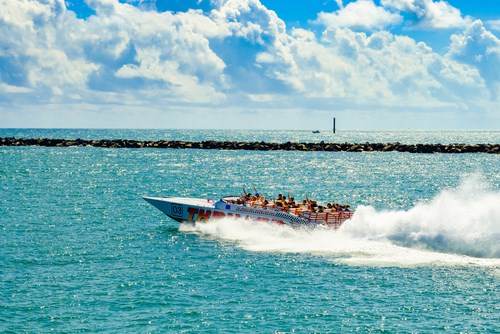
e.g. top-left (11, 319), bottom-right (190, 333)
top-left (143, 196), bottom-right (353, 228)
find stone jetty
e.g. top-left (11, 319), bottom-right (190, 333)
top-left (0, 137), bottom-right (499, 154)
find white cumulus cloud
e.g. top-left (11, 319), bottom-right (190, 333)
top-left (316, 0), bottom-right (402, 31)
top-left (447, 20), bottom-right (500, 98)
top-left (486, 19), bottom-right (500, 32)
top-left (0, 0), bottom-right (228, 103)
top-left (0, 0), bottom-right (498, 129)
top-left (254, 25), bottom-right (485, 110)
top-left (381, 0), bottom-right (472, 29)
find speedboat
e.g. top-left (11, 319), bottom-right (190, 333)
top-left (143, 196), bottom-right (353, 228)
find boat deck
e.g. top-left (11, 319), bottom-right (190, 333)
top-left (145, 197), bottom-right (215, 208)
top-left (223, 196), bottom-right (353, 225)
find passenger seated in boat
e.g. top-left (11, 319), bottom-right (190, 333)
top-left (279, 195), bottom-right (287, 206)
top-left (282, 202), bottom-right (290, 212)
top-left (301, 199), bottom-right (312, 212)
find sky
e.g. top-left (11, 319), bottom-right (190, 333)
top-left (1, 0), bottom-right (500, 130)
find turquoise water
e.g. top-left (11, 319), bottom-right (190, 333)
top-left (1, 129), bottom-right (499, 332)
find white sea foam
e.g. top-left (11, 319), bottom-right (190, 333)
top-left (180, 178), bottom-right (500, 267)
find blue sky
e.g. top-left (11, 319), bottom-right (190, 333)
top-left (1, 0), bottom-right (500, 129)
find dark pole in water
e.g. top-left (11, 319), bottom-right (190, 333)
top-left (333, 117), bottom-right (336, 134)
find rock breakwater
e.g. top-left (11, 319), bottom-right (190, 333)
top-left (1, 137), bottom-right (498, 154)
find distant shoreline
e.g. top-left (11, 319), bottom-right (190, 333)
top-left (1, 137), bottom-right (499, 154)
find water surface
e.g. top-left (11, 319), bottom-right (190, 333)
top-left (1, 129), bottom-right (499, 332)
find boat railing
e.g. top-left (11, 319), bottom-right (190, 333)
top-left (298, 211), bottom-right (353, 226)
top-left (224, 198), bottom-right (353, 224)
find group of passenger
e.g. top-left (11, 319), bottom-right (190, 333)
top-left (239, 189), bottom-right (351, 213)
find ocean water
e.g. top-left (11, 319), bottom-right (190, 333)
top-left (1, 129), bottom-right (499, 333)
